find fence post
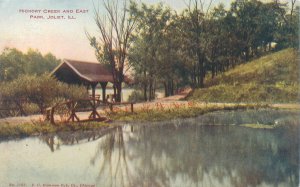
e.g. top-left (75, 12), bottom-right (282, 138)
top-left (131, 103), bottom-right (134, 113)
top-left (109, 103), bottom-right (113, 112)
top-left (50, 107), bottom-right (55, 124)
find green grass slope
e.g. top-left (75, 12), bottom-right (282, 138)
top-left (187, 48), bottom-right (300, 103)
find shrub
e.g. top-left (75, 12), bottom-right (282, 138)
top-left (0, 74), bottom-right (88, 116)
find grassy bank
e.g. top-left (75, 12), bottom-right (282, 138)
top-left (187, 48), bottom-right (300, 103)
top-left (1, 102), bottom-right (298, 138)
top-left (0, 121), bottom-right (109, 139)
top-left (109, 104), bottom-right (299, 130)
top-left (0, 104), bottom-right (269, 138)
top-left (109, 104), bottom-right (270, 122)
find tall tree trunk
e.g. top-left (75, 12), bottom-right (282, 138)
top-left (170, 80), bottom-right (174, 96)
top-left (245, 46), bottom-right (250, 61)
top-left (113, 84), bottom-right (116, 99)
top-left (115, 82), bottom-right (122, 102)
top-left (143, 83), bottom-right (148, 101)
top-left (211, 63), bottom-right (215, 79)
top-left (164, 82), bottom-right (169, 97)
top-left (143, 70), bottom-right (148, 101)
top-left (153, 79), bottom-right (156, 100)
top-left (196, 49), bottom-right (205, 88)
top-left (199, 59), bottom-right (204, 88)
top-left (192, 63), bottom-right (197, 88)
top-left (149, 78), bottom-right (153, 101)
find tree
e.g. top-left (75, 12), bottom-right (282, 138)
top-left (272, 0), bottom-right (299, 49)
top-left (25, 49), bottom-right (60, 75)
top-left (0, 48), bottom-right (60, 82)
top-left (230, 0), bottom-right (263, 61)
top-left (129, 2), bottom-right (186, 99)
top-left (129, 3), bottom-right (171, 100)
top-left (206, 4), bottom-right (230, 78)
top-left (157, 14), bottom-right (188, 97)
top-left (180, 0), bottom-right (214, 88)
top-left (87, 0), bottom-right (137, 102)
top-left (0, 48), bottom-right (26, 81)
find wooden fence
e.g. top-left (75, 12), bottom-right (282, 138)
top-left (45, 98), bottom-right (135, 124)
top-left (0, 98), bottom-right (28, 118)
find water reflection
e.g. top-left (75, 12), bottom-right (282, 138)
top-left (84, 109), bottom-right (299, 187)
top-left (126, 124), bottom-right (299, 187)
top-left (40, 127), bottom-right (117, 152)
top-left (0, 109), bottom-right (298, 187)
top-left (91, 127), bottom-right (131, 186)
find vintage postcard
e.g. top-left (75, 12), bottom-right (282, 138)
top-left (0, 0), bottom-right (299, 187)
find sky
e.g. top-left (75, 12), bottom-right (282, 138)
top-left (0, 0), bottom-right (272, 62)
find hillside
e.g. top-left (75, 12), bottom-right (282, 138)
top-left (187, 48), bottom-right (299, 103)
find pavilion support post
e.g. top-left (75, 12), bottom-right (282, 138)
top-left (91, 83), bottom-right (97, 98)
top-left (100, 82), bottom-right (108, 103)
top-left (91, 83), bottom-right (97, 119)
top-left (113, 84), bottom-right (116, 100)
top-left (86, 84), bottom-right (90, 94)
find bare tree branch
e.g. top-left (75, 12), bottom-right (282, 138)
top-left (87, 0), bottom-right (137, 101)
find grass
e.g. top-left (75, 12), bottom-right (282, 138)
top-left (188, 83), bottom-right (299, 103)
top-left (0, 121), bottom-right (110, 139)
top-left (187, 48), bottom-right (300, 103)
top-left (109, 103), bottom-right (270, 122)
top-left (240, 123), bottom-right (276, 129)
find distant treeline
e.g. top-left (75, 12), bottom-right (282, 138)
top-left (0, 48), bottom-right (60, 82)
top-left (127, 0), bottom-right (298, 100)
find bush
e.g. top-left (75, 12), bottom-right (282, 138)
top-left (0, 74), bottom-right (88, 115)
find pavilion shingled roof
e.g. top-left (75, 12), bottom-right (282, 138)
top-left (52, 59), bottom-right (114, 83)
top-left (51, 59), bottom-right (133, 84)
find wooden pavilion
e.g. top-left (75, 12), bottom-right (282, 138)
top-left (51, 59), bottom-right (114, 102)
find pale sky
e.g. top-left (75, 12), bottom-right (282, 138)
top-left (0, 0), bottom-right (266, 62)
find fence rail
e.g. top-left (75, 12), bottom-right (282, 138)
top-left (45, 98), bottom-right (135, 124)
top-left (0, 98), bottom-right (28, 118)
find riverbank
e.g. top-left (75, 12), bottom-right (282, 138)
top-left (0, 86), bottom-right (299, 139)
top-left (110, 103), bottom-right (270, 122)
top-left (0, 121), bottom-right (110, 140)
top-left (0, 102), bottom-right (299, 139)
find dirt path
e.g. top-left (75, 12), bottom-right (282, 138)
top-left (0, 87), bottom-right (299, 125)
top-left (0, 88), bottom-right (192, 125)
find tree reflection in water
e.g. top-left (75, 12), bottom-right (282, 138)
top-left (37, 110), bottom-right (299, 187)
top-left (90, 127), bottom-right (132, 187)
top-left (91, 122), bottom-right (298, 187)
top-left (40, 127), bottom-right (117, 152)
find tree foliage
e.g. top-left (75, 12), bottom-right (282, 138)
top-left (0, 48), bottom-right (60, 82)
top-left (127, 0), bottom-right (298, 100)
top-left (129, 3), bottom-right (185, 100)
